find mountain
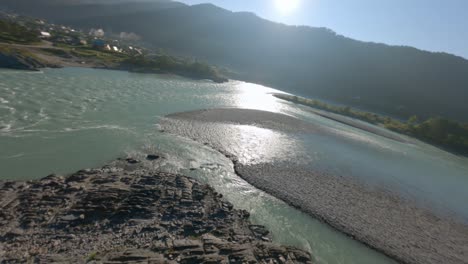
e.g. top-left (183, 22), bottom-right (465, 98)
top-left (2, 0), bottom-right (468, 121)
top-left (0, 0), bottom-right (186, 21)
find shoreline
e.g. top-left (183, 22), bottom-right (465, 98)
top-left (161, 108), bottom-right (468, 264)
top-left (0, 42), bottom-right (229, 83)
top-left (0, 157), bottom-right (312, 263)
top-left (303, 106), bottom-right (409, 143)
top-left (273, 93), bottom-right (468, 157)
top-left (272, 93), bottom-right (409, 143)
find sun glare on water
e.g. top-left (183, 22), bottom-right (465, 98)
top-left (274, 0), bottom-right (301, 15)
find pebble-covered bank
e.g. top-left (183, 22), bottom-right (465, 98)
top-left (162, 108), bottom-right (468, 264)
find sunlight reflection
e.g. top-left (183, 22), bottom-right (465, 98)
top-left (160, 116), bottom-right (310, 166)
top-left (233, 82), bottom-right (287, 113)
top-left (232, 125), bottom-right (287, 164)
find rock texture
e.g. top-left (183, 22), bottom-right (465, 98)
top-left (0, 158), bottom-right (312, 263)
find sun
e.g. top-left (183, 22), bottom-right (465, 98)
top-left (274, 0), bottom-right (301, 15)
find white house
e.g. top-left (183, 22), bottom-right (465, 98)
top-left (40, 32), bottom-right (51, 38)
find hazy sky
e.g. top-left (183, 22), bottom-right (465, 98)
top-left (179, 0), bottom-right (468, 59)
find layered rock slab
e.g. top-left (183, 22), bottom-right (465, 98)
top-left (0, 159), bottom-right (312, 263)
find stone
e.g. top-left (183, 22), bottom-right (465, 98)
top-left (146, 155), bottom-right (160, 161)
top-left (125, 158), bottom-right (140, 164)
top-left (0, 158), bottom-right (312, 263)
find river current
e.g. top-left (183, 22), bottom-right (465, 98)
top-left (1, 67), bottom-right (468, 263)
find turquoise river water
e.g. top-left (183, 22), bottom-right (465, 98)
top-left (1, 67), bottom-right (468, 264)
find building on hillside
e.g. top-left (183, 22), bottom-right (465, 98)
top-left (92, 39), bottom-right (106, 49)
top-left (89, 28), bottom-right (105, 38)
top-left (40, 32), bottom-right (51, 38)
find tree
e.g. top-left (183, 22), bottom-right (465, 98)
top-left (408, 115), bottom-right (419, 125)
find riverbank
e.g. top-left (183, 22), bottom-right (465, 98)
top-left (0, 45), bottom-right (61, 71)
top-left (0, 157), bottom-right (312, 263)
top-left (161, 108), bottom-right (468, 264)
top-left (0, 42), bottom-right (228, 83)
top-left (273, 93), bottom-right (468, 157)
top-left (292, 104), bottom-right (409, 143)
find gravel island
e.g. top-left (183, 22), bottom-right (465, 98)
top-left (162, 108), bottom-right (468, 264)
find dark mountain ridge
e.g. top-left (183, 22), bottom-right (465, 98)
top-left (2, 0), bottom-right (468, 121)
top-left (0, 0), bottom-right (186, 21)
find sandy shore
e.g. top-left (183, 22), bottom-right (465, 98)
top-left (162, 108), bottom-right (468, 264)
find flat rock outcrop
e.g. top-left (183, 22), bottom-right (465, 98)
top-left (0, 49), bottom-right (60, 71)
top-left (0, 158), bottom-right (312, 263)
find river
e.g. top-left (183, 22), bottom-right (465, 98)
top-left (1, 67), bottom-right (467, 263)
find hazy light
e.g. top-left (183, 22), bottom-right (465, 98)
top-left (274, 0), bottom-right (301, 15)
top-left (234, 82), bottom-right (285, 112)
